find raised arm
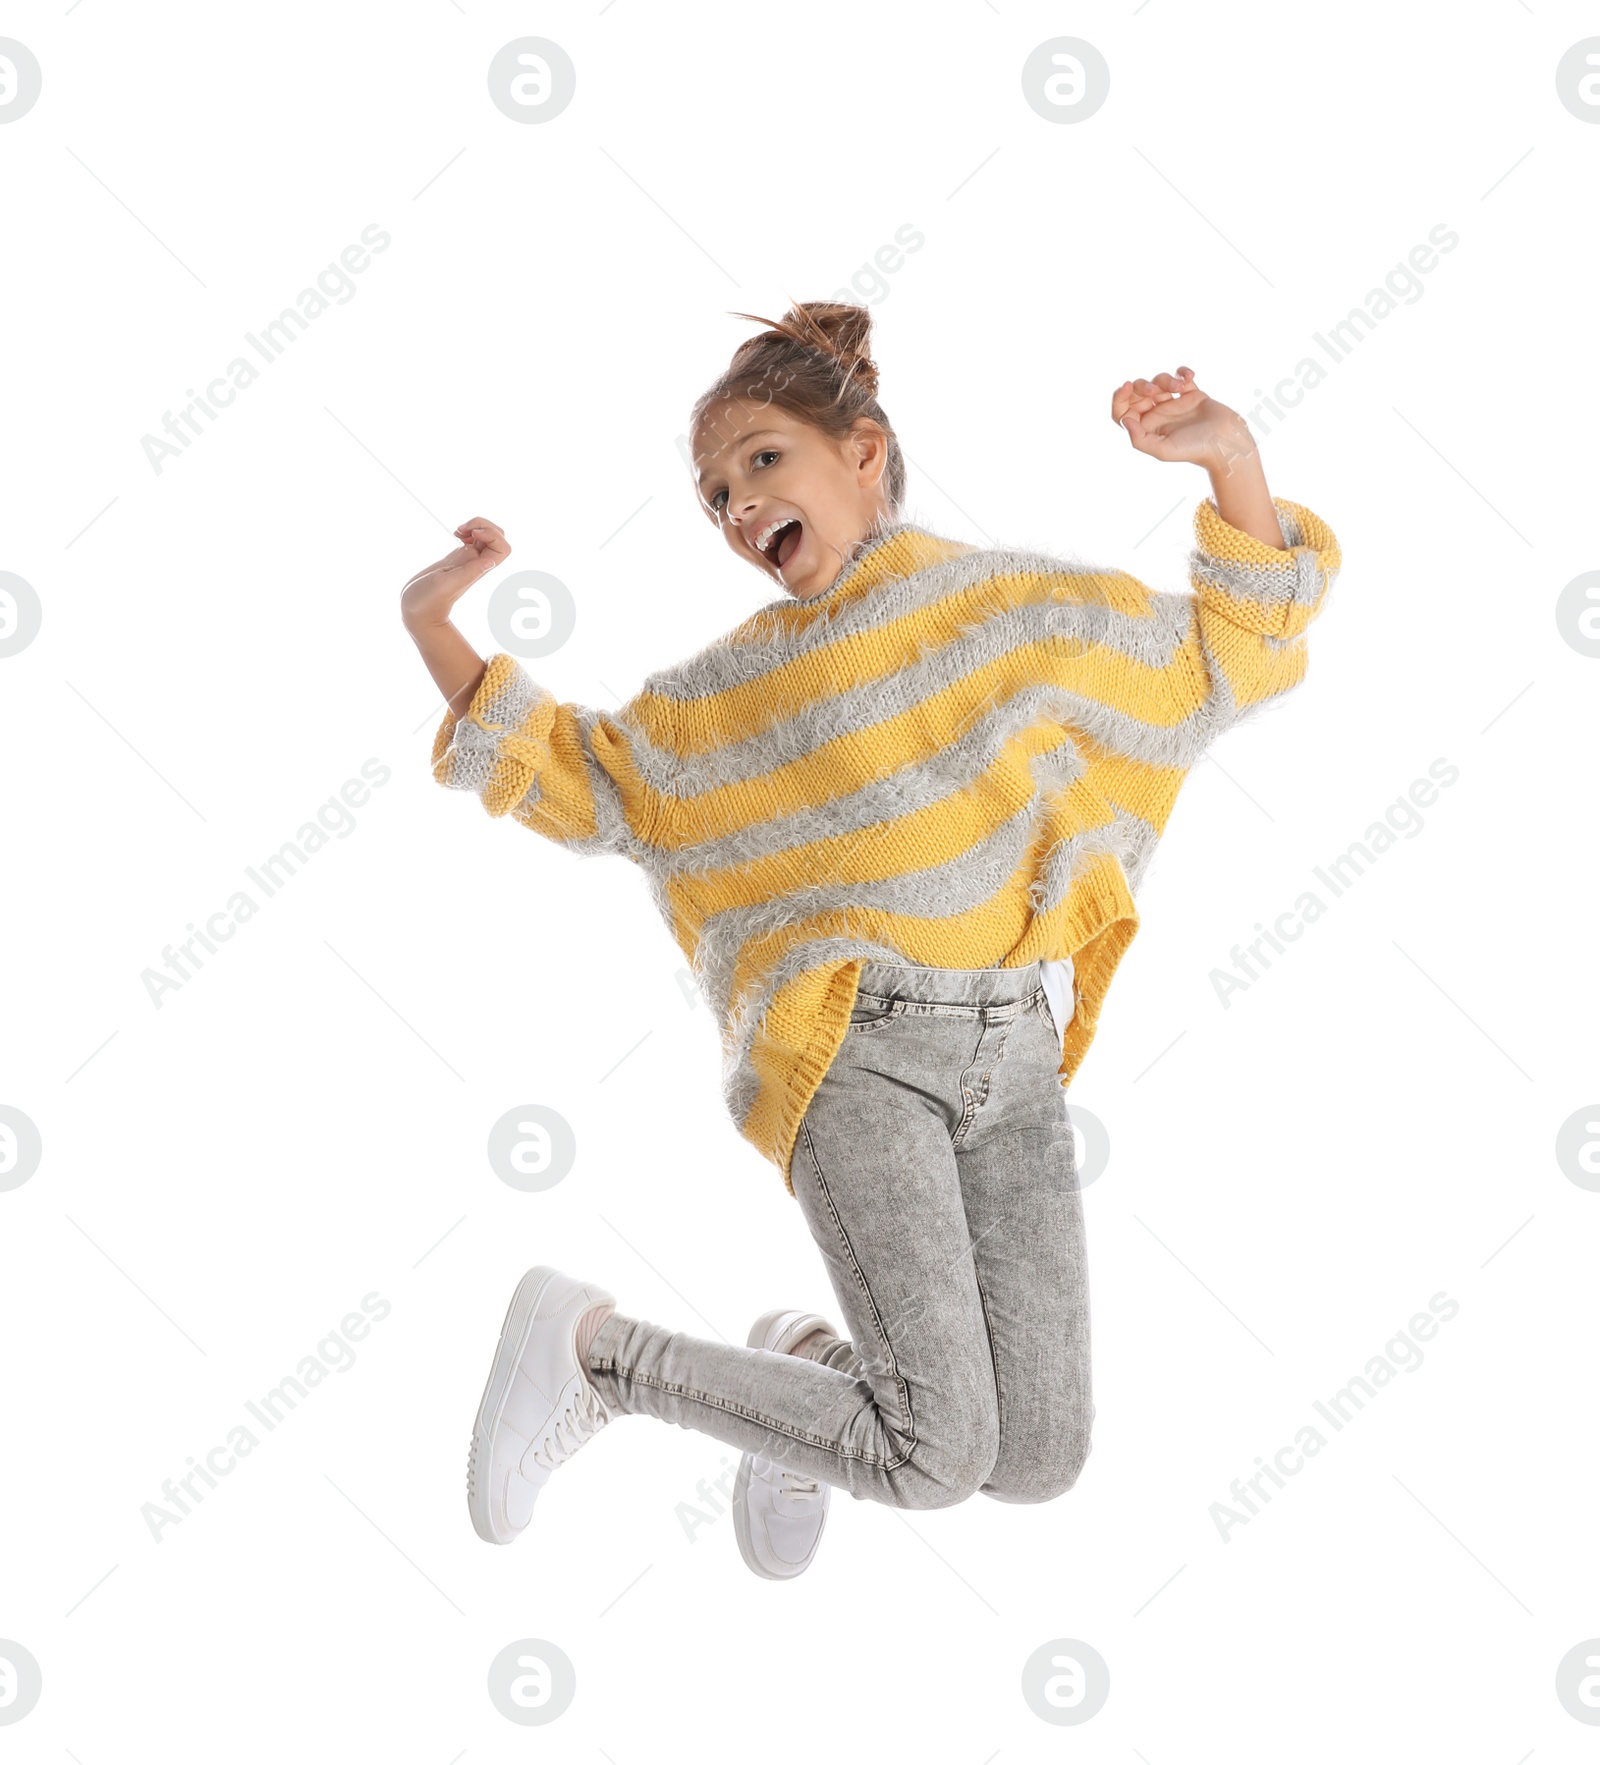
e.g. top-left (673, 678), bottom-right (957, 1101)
top-left (402, 517), bottom-right (663, 860)
top-left (1113, 369), bottom-right (1341, 736)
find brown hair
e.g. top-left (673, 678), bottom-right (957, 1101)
top-left (689, 300), bottom-right (906, 514)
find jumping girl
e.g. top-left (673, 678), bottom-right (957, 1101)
top-left (401, 301), bottom-right (1341, 1580)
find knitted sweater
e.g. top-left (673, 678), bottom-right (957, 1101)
top-left (431, 495), bottom-right (1341, 1195)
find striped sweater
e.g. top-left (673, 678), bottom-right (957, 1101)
top-left (431, 494), bottom-right (1341, 1194)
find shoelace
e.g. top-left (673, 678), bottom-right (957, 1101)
top-left (752, 1454), bottom-right (823, 1503)
top-left (530, 1376), bottom-right (609, 1473)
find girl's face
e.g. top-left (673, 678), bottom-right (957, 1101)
top-left (691, 400), bottom-right (892, 600)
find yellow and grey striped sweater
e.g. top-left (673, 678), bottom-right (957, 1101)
top-left (432, 495), bottom-right (1341, 1194)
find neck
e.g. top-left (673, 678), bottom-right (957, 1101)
top-left (818, 520), bottom-right (976, 606)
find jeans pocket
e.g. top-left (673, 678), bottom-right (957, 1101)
top-left (846, 994), bottom-right (899, 1032)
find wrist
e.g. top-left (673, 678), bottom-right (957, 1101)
top-left (1200, 419), bottom-right (1260, 480)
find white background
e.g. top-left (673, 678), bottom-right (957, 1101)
top-left (3, 1), bottom-right (1598, 1757)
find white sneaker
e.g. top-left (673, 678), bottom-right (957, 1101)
top-left (732, 1308), bottom-right (839, 1580)
top-left (468, 1266), bottom-right (616, 1545)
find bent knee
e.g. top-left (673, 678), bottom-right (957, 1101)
top-left (889, 1424), bottom-right (1000, 1510)
top-left (983, 1427), bottom-right (1093, 1505)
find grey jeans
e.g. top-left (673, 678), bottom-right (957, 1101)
top-left (586, 958), bottom-right (1093, 1509)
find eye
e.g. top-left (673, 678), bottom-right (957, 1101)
top-left (707, 448), bottom-right (781, 515)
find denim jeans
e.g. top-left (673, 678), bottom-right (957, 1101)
top-left (586, 958), bottom-right (1093, 1509)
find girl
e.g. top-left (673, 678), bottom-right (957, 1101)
top-left (402, 302), bottom-right (1341, 1580)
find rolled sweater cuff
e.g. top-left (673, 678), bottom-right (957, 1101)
top-left (1189, 496), bottom-right (1341, 638)
top-left (431, 652), bottom-right (554, 818)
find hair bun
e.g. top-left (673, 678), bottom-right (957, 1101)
top-left (730, 299), bottom-right (881, 398)
top-left (842, 347), bottom-right (880, 394)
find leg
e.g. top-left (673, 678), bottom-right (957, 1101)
top-left (586, 1012), bottom-right (1003, 1511)
top-left (956, 988), bottom-right (1094, 1503)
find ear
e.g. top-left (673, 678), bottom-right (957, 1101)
top-left (850, 418), bottom-right (889, 491)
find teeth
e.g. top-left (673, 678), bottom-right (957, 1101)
top-left (754, 518), bottom-right (795, 554)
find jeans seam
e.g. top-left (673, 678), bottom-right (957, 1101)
top-left (952, 1015), bottom-right (1013, 1150)
top-left (590, 1360), bottom-right (911, 1469)
top-left (982, 1016), bottom-right (1014, 1108)
top-left (951, 1088), bottom-right (977, 1151)
top-left (802, 1117), bottom-right (918, 1443)
top-left (895, 1000), bottom-right (1025, 1020)
top-left (968, 1255), bottom-right (1006, 1447)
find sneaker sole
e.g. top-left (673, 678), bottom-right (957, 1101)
top-left (467, 1265), bottom-right (563, 1545)
top-left (748, 1308), bottom-right (834, 1357)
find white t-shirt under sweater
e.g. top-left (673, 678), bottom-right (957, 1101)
top-left (1040, 955), bottom-right (1075, 1046)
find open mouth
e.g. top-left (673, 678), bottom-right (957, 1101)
top-left (757, 518), bottom-right (803, 570)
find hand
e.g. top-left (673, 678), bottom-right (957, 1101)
top-left (400, 517), bottom-right (512, 628)
top-left (1111, 368), bottom-right (1254, 471)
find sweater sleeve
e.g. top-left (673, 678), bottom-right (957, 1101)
top-left (1175, 495), bottom-right (1341, 728)
top-left (429, 652), bottom-right (661, 860)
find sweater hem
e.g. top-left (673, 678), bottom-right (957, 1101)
top-left (769, 857), bottom-right (1140, 1196)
